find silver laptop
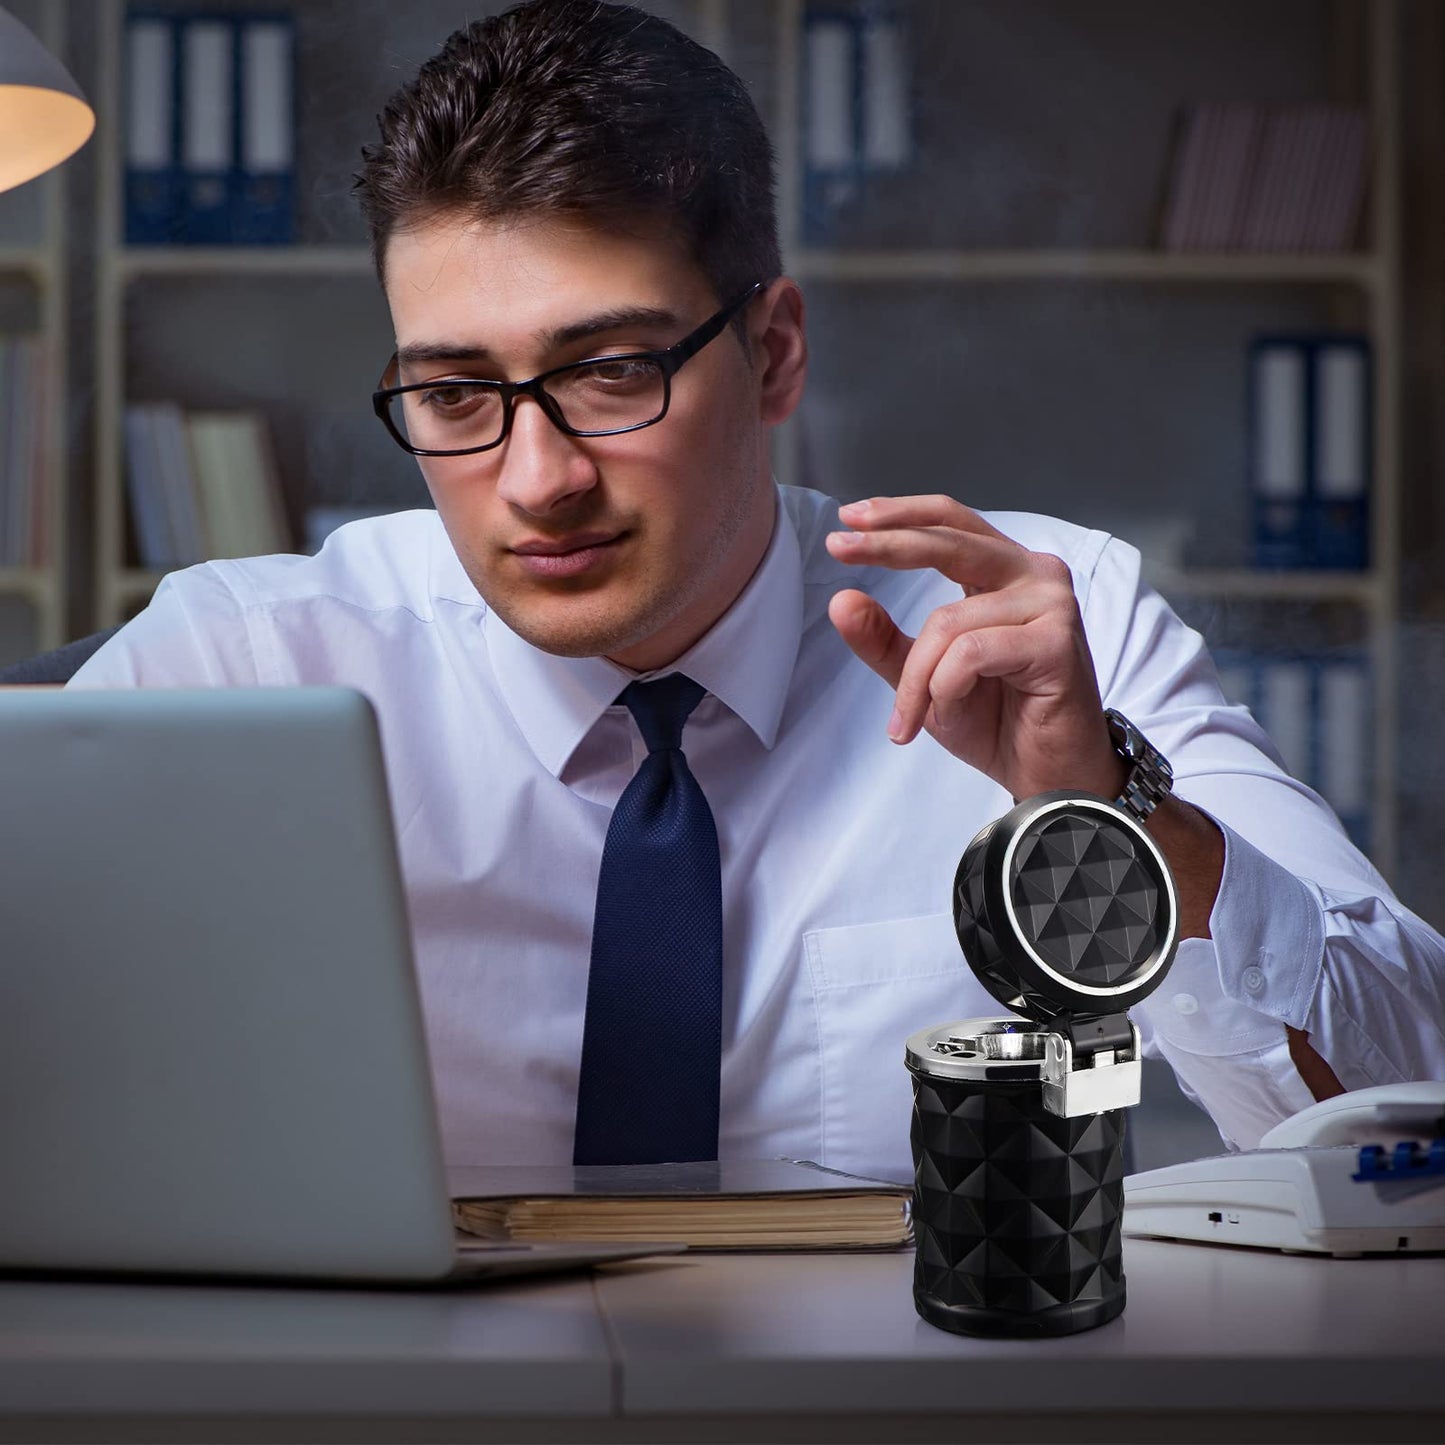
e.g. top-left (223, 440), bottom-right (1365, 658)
top-left (0, 685), bottom-right (678, 1285)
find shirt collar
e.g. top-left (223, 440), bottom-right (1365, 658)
top-left (480, 490), bottom-right (804, 779)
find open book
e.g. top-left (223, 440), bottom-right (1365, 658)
top-left (449, 1158), bottom-right (914, 1252)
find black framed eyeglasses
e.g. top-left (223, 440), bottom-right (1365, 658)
top-left (372, 281), bottom-right (767, 458)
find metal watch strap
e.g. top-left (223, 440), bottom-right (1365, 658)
top-left (1104, 708), bottom-right (1173, 822)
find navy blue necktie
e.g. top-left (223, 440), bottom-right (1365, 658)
top-left (573, 673), bottom-right (723, 1165)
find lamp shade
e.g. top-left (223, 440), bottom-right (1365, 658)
top-left (0, 6), bottom-right (94, 193)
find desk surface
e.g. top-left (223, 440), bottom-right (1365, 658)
top-left (0, 1242), bottom-right (1440, 1444)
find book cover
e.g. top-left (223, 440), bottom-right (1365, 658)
top-left (1249, 338), bottom-right (1309, 566)
top-left (178, 16), bottom-right (236, 245)
top-left (1317, 652), bottom-right (1371, 851)
top-left (1265, 107), bottom-right (1323, 251)
top-left (449, 1157), bottom-right (914, 1252)
top-left (1157, 104), bottom-right (1207, 250)
top-left (122, 404), bottom-right (176, 568)
top-left (1232, 104), bottom-right (1368, 253)
top-left (232, 15), bottom-right (295, 245)
top-left (1195, 103), bottom-right (1261, 251)
top-left (0, 336), bottom-right (18, 565)
top-left (1311, 109), bottom-right (1368, 250)
top-left (1310, 338), bottom-right (1370, 568)
top-left (1248, 334), bottom-right (1370, 569)
top-left (2, 335), bottom-right (40, 568)
top-left (1238, 106), bottom-right (1301, 251)
top-left (23, 334), bottom-right (49, 567)
top-left (124, 14), bottom-right (180, 245)
top-left (186, 410), bottom-right (290, 559)
top-left (144, 401), bottom-right (206, 565)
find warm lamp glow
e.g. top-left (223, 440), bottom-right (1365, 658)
top-left (0, 7), bottom-right (95, 193)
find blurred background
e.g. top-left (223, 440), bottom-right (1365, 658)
top-left (2, 1), bottom-right (1442, 1159)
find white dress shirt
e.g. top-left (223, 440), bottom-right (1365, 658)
top-left (70, 486), bottom-right (1445, 1174)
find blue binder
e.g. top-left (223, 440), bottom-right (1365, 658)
top-left (232, 14), bottom-right (296, 244)
top-left (1247, 334), bottom-right (1371, 570)
top-left (123, 13), bottom-right (182, 244)
top-left (801, 4), bottom-right (911, 245)
top-left (1314, 648), bottom-right (1372, 854)
top-left (1308, 338), bottom-right (1372, 569)
top-left (177, 14), bottom-right (238, 244)
top-left (1213, 645), bottom-right (1373, 856)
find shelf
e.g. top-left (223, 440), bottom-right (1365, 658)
top-left (115, 245), bottom-right (375, 280)
top-left (0, 246), bottom-right (53, 283)
top-left (112, 569), bottom-right (168, 603)
top-left (0, 568), bottom-right (59, 603)
top-left (788, 249), bottom-right (1384, 287)
top-left (1148, 568), bottom-right (1385, 605)
top-left (107, 246), bottom-right (1385, 288)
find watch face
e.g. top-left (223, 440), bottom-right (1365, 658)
top-left (953, 792), bottom-right (1179, 1022)
top-left (1110, 710), bottom-right (1164, 773)
top-left (1109, 712), bottom-right (1143, 761)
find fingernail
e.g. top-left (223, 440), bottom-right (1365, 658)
top-left (840, 498), bottom-right (871, 516)
top-left (827, 529), bottom-right (859, 546)
top-left (887, 707), bottom-right (905, 741)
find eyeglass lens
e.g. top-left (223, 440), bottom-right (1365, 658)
top-left (386, 356), bottom-right (669, 453)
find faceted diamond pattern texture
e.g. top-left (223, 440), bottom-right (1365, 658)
top-left (955, 844), bottom-right (1053, 1018)
top-left (910, 1074), bottom-right (1126, 1323)
top-left (1012, 816), bottom-right (1159, 986)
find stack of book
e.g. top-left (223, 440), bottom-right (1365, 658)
top-left (0, 333), bottom-right (47, 568)
top-left (123, 402), bottom-right (290, 569)
top-left (1158, 102), bottom-right (1369, 252)
top-left (450, 1158), bottom-right (915, 1252)
top-left (124, 9), bottom-right (296, 245)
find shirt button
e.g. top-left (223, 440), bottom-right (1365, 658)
top-left (1172, 993), bottom-right (1199, 1016)
top-left (1242, 966), bottom-right (1266, 995)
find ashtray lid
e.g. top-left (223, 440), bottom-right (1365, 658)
top-left (953, 791), bottom-right (1179, 1024)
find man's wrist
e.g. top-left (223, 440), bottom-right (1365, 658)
top-left (1141, 795), bottom-right (1224, 940)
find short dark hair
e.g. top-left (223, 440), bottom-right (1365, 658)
top-left (354, 0), bottom-right (780, 304)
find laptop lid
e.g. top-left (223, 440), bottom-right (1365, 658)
top-left (0, 686), bottom-right (463, 1282)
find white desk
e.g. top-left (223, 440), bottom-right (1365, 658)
top-left (0, 1242), bottom-right (1439, 1443)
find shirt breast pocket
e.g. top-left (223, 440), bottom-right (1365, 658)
top-left (803, 912), bottom-right (984, 1181)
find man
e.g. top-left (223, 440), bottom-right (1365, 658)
top-left (72, 0), bottom-right (1444, 1177)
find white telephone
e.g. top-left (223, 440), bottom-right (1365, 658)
top-left (1123, 1080), bottom-right (1445, 1257)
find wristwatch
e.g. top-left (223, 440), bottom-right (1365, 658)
top-left (1104, 707), bottom-right (1174, 822)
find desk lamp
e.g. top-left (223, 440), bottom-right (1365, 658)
top-left (0, 6), bottom-right (94, 192)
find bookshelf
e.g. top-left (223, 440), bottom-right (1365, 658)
top-left (787, 249), bottom-right (1387, 284)
top-left (87, 0), bottom-right (1402, 874)
top-left (90, 0), bottom-right (434, 626)
top-left (761, 0), bottom-right (1401, 879)
top-left (0, 1), bottom-right (73, 661)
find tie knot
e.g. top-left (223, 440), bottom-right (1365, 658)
top-left (621, 673), bottom-right (706, 753)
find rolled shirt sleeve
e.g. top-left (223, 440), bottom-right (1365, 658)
top-left (1080, 532), bottom-right (1445, 1149)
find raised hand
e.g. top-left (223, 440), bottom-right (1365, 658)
top-left (825, 494), bottom-right (1126, 803)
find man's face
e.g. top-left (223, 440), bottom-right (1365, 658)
top-left (382, 214), bottom-right (793, 671)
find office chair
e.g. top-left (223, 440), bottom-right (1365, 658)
top-left (0, 626), bottom-right (123, 685)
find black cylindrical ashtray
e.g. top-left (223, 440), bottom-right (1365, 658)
top-left (906, 1018), bottom-right (1127, 1338)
